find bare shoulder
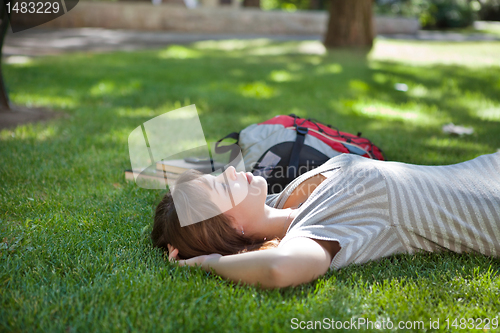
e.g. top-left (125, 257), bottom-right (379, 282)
top-left (282, 174), bottom-right (327, 209)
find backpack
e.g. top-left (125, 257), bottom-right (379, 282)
top-left (215, 114), bottom-right (385, 194)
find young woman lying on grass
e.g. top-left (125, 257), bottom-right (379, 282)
top-left (151, 152), bottom-right (500, 289)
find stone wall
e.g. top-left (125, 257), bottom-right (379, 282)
top-left (17, 1), bottom-right (420, 35)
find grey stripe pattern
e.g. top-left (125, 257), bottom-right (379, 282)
top-left (274, 153), bottom-right (500, 269)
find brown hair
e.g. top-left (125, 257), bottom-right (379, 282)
top-left (151, 169), bottom-right (278, 259)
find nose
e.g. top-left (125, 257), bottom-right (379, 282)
top-left (224, 166), bottom-right (237, 180)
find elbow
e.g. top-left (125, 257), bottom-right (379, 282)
top-left (265, 252), bottom-right (329, 289)
top-left (266, 256), bottom-right (308, 289)
top-left (251, 256), bottom-right (292, 289)
top-left (266, 262), bottom-right (289, 289)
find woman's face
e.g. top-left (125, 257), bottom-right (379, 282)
top-left (202, 166), bottom-right (268, 234)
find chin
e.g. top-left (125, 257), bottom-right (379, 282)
top-left (253, 175), bottom-right (267, 187)
top-left (254, 175), bottom-right (266, 184)
top-left (248, 175), bottom-right (267, 198)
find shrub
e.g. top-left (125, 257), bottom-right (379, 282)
top-left (374, 0), bottom-right (479, 28)
top-left (478, 0), bottom-right (500, 20)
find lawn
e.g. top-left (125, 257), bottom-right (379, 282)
top-left (1, 37), bottom-right (500, 332)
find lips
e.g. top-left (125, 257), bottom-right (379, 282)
top-left (246, 172), bottom-right (253, 184)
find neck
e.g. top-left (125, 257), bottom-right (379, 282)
top-left (260, 206), bottom-right (297, 240)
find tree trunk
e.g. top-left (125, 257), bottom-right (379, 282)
top-left (323, 0), bottom-right (373, 49)
top-left (0, 2), bottom-right (10, 112)
top-left (242, 0), bottom-right (260, 7)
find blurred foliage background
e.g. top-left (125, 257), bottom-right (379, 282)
top-left (81, 0), bottom-right (500, 29)
top-left (373, 0), bottom-right (500, 28)
top-left (261, 0), bottom-right (500, 29)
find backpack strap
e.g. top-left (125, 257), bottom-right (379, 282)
top-left (214, 132), bottom-right (240, 164)
top-left (289, 121), bottom-right (309, 179)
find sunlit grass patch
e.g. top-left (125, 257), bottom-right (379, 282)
top-left (474, 21), bottom-right (500, 38)
top-left (3, 55), bottom-right (35, 67)
top-left (342, 100), bottom-right (443, 126)
top-left (115, 106), bottom-right (158, 118)
top-left (0, 122), bottom-right (59, 141)
top-left (158, 45), bottom-right (202, 59)
top-left (193, 38), bottom-right (273, 51)
top-left (315, 63), bottom-right (342, 75)
top-left (406, 84), bottom-right (432, 98)
top-left (193, 39), bottom-right (326, 56)
top-left (89, 80), bottom-right (143, 97)
top-left (268, 70), bottom-right (296, 82)
top-left (473, 107), bottom-right (500, 121)
top-left (238, 81), bottom-right (277, 99)
top-left (422, 137), bottom-right (493, 163)
top-left (10, 92), bottom-right (77, 109)
top-left (370, 39), bottom-right (500, 67)
top-left (425, 136), bottom-right (489, 152)
top-left (462, 98), bottom-right (500, 122)
top-left (349, 79), bottom-right (371, 93)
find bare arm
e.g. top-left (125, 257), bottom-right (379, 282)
top-left (168, 238), bottom-right (340, 289)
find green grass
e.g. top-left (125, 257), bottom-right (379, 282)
top-left (1, 38), bottom-right (500, 332)
top-left (464, 21), bottom-right (500, 38)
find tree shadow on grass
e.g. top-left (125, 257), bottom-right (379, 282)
top-left (3, 43), bottom-right (500, 321)
top-left (5, 44), bottom-right (499, 146)
top-left (3, 42), bottom-right (499, 223)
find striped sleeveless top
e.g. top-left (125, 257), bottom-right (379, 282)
top-left (265, 153), bottom-right (500, 269)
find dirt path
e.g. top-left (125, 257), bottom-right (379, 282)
top-left (0, 105), bottom-right (66, 130)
